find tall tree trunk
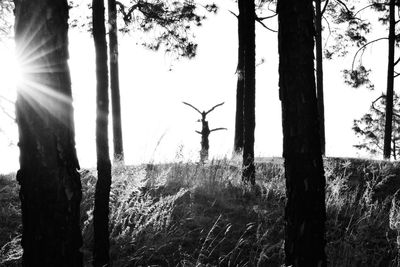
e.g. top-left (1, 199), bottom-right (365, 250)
top-left (315, 0), bottom-right (326, 156)
top-left (92, 0), bottom-right (112, 265)
top-left (384, 0), bottom-right (395, 159)
top-left (233, 0), bottom-right (245, 155)
top-left (278, 0), bottom-right (327, 265)
top-left (242, 0), bottom-right (256, 184)
top-left (108, 0), bottom-right (124, 162)
top-left (14, 0), bottom-right (83, 266)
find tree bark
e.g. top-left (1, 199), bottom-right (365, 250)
top-left (241, 0), bottom-right (256, 184)
top-left (384, 0), bottom-right (395, 159)
top-left (14, 0), bottom-right (83, 266)
top-left (108, 0), bottom-right (124, 162)
top-left (315, 0), bottom-right (326, 156)
top-left (233, 0), bottom-right (245, 154)
top-left (92, 0), bottom-right (112, 265)
top-left (278, 0), bottom-right (327, 265)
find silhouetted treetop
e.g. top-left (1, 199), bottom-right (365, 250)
top-left (323, 0), bottom-right (371, 59)
top-left (353, 94), bottom-right (400, 158)
top-left (116, 0), bottom-right (218, 59)
top-left (68, 0), bottom-right (217, 59)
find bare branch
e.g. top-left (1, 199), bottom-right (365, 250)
top-left (322, 15), bottom-right (332, 48)
top-left (267, 1), bottom-right (276, 13)
top-left (321, 0), bottom-right (330, 16)
top-left (182, 101), bottom-right (202, 115)
top-left (395, 71), bottom-right (400, 78)
top-left (369, 94), bottom-right (400, 119)
top-left (257, 13), bottom-right (277, 20)
top-left (351, 37), bottom-right (388, 70)
top-left (255, 16), bottom-right (277, 32)
top-left (353, 4), bottom-right (375, 17)
top-left (395, 57), bottom-right (400, 66)
top-left (205, 102), bottom-right (225, 115)
top-left (228, 9), bottom-right (238, 18)
top-left (210, 127), bottom-right (227, 132)
top-left (334, 0), bottom-right (352, 14)
top-left (195, 130), bottom-right (202, 134)
top-left (371, 94), bottom-right (385, 114)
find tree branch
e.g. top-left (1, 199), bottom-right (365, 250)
top-left (353, 4), bottom-right (375, 17)
top-left (395, 57), bottom-right (400, 67)
top-left (257, 13), bottom-right (277, 20)
top-left (206, 102), bottom-right (225, 115)
top-left (182, 101), bottom-right (202, 115)
top-left (321, 0), bottom-right (330, 16)
top-left (334, 0), bottom-right (352, 14)
top-left (210, 127), bottom-right (227, 132)
top-left (228, 9), bottom-right (238, 18)
top-left (322, 15), bottom-right (332, 48)
top-left (255, 16), bottom-right (277, 32)
top-left (115, 1), bottom-right (139, 23)
top-left (351, 37), bottom-right (388, 70)
top-left (371, 94), bottom-right (385, 114)
top-left (267, 1), bottom-right (276, 14)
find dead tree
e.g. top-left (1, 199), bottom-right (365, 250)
top-left (183, 102), bottom-right (227, 162)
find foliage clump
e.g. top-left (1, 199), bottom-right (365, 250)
top-left (343, 65), bottom-right (373, 89)
top-left (353, 94), bottom-right (400, 158)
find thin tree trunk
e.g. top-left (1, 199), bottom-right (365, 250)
top-left (242, 0), bottom-right (256, 184)
top-left (234, 0), bottom-right (245, 154)
top-left (92, 0), bottom-right (112, 265)
top-left (315, 0), bottom-right (326, 156)
top-left (278, 0), bottom-right (327, 265)
top-left (393, 138), bottom-right (396, 160)
top-left (14, 0), bottom-right (82, 266)
top-left (384, 0), bottom-right (395, 159)
top-left (108, 0), bottom-right (124, 162)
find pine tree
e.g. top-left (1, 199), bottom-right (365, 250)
top-left (108, 0), bottom-right (124, 162)
top-left (278, 0), bottom-right (327, 264)
top-left (14, 0), bottom-right (83, 265)
top-left (92, 0), bottom-right (112, 265)
top-left (241, 0), bottom-right (256, 184)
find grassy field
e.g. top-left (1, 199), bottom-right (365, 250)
top-left (1, 157), bottom-right (400, 266)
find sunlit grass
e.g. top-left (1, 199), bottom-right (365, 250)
top-left (2, 158), bottom-right (400, 266)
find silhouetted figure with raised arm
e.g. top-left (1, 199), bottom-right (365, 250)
top-left (183, 101), bottom-right (227, 163)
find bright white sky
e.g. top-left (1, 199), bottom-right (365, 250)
top-left (0, 0), bottom-right (392, 174)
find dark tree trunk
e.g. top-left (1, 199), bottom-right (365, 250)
top-left (14, 0), bottom-right (83, 266)
top-left (233, 0), bottom-right (245, 154)
top-left (199, 121), bottom-right (210, 163)
top-left (242, 0), bottom-right (256, 184)
top-left (278, 0), bottom-right (327, 265)
top-left (315, 0), bottom-right (326, 156)
top-left (384, 0), bottom-right (395, 159)
top-left (92, 0), bottom-right (112, 265)
top-left (393, 139), bottom-right (396, 160)
top-left (108, 0), bottom-right (124, 162)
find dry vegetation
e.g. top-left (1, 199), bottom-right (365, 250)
top-left (1, 158), bottom-right (400, 266)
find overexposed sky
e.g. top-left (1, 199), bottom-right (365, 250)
top-left (0, 0), bottom-right (393, 173)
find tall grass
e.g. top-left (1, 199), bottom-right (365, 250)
top-left (1, 158), bottom-right (400, 266)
